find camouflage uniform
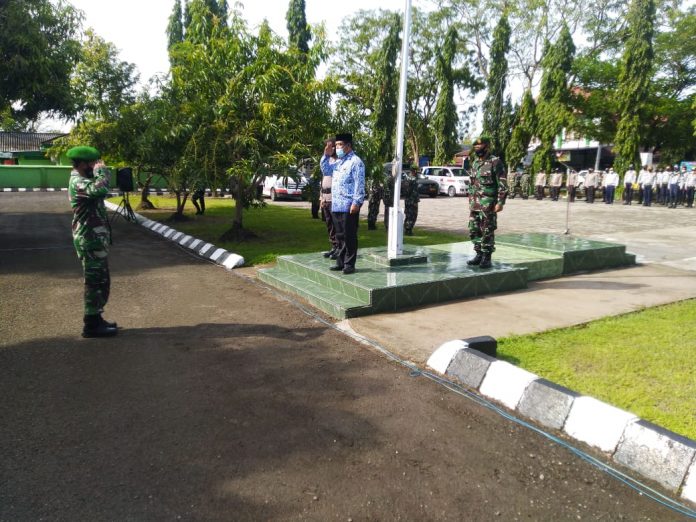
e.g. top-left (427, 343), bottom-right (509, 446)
top-left (403, 175), bottom-right (419, 235)
top-left (519, 172), bottom-right (530, 199)
top-left (508, 171), bottom-right (522, 199)
top-left (468, 153), bottom-right (507, 254)
top-left (366, 177), bottom-right (383, 230)
top-left (382, 174), bottom-right (395, 230)
top-left (69, 166), bottom-right (112, 316)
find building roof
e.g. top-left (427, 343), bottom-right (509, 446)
top-left (0, 132), bottom-right (67, 153)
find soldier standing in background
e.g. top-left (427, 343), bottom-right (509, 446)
top-left (685, 167), bottom-right (696, 208)
top-left (658, 167), bottom-right (670, 205)
top-left (623, 165), bottom-right (637, 205)
top-left (382, 171), bottom-right (395, 230)
top-left (668, 166), bottom-right (680, 208)
top-left (534, 170), bottom-right (547, 200)
top-left (603, 167), bottom-right (619, 204)
top-left (549, 168), bottom-right (563, 201)
top-left (403, 171), bottom-right (420, 236)
top-left (566, 169), bottom-right (578, 202)
top-left (519, 169), bottom-right (530, 199)
top-left (191, 178), bottom-right (206, 215)
top-left (67, 146), bottom-right (118, 338)
top-left (508, 170), bottom-right (522, 199)
top-left (466, 136), bottom-right (507, 269)
top-left (638, 166), bottom-right (656, 206)
top-left (584, 168), bottom-right (598, 203)
top-left (366, 174), bottom-right (383, 230)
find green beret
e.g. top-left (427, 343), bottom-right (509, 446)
top-left (66, 146), bottom-right (100, 161)
top-left (474, 135), bottom-right (492, 145)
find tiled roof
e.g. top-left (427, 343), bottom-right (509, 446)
top-left (0, 132), bottom-right (67, 153)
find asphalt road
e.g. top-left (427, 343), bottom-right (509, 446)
top-left (0, 193), bottom-right (687, 521)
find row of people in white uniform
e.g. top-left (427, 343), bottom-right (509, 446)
top-left (533, 165), bottom-right (696, 207)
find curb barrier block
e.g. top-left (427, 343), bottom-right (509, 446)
top-left (682, 460), bottom-right (696, 504)
top-left (178, 235), bottom-right (193, 246)
top-left (171, 232), bottom-right (183, 242)
top-left (188, 239), bottom-right (202, 251)
top-left (564, 396), bottom-right (637, 453)
top-left (613, 420), bottom-right (696, 492)
top-left (479, 361), bottom-right (538, 410)
top-left (164, 229), bottom-right (176, 238)
top-left (210, 248), bottom-right (227, 262)
top-left (446, 348), bottom-right (496, 390)
top-left (426, 340), bottom-right (468, 374)
top-left (216, 252), bottom-right (231, 265)
top-left (462, 335), bottom-right (497, 357)
top-left (517, 379), bottom-right (578, 431)
top-left (223, 254), bottom-right (244, 269)
top-left (199, 243), bottom-right (214, 256)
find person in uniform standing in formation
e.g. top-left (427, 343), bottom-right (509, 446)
top-left (366, 172), bottom-right (383, 230)
top-left (668, 166), bottom-right (681, 208)
top-left (403, 170), bottom-right (420, 236)
top-left (638, 165), bottom-right (656, 206)
top-left (657, 167), bottom-right (670, 205)
top-left (623, 164), bottom-right (637, 205)
top-left (508, 169), bottom-right (522, 199)
top-left (466, 136), bottom-right (508, 269)
top-left (534, 169), bottom-right (547, 200)
top-left (382, 170), bottom-right (395, 230)
top-left (191, 178), bottom-right (206, 215)
top-left (320, 133), bottom-right (365, 275)
top-left (319, 138), bottom-right (339, 259)
top-left (603, 167), bottom-right (619, 204)
top-left (685, 167), bottom-right (696, 208)
top-left (68, 146), bottom-right (118, 338)
top-left (548, 168), bottom-right (563, 201)
top-left (584, 168), bottom-right (598, 203)
top-left (566, 169), bottom-right (579, 202)
top-left (519, 169), bottom-right (531, 199)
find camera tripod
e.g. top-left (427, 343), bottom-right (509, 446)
top-left (111, 191), bottom-right (136, 224)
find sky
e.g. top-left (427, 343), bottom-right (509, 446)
top-left (67, 0), bottom-right (411, 85)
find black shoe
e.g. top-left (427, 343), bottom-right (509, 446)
top-left (342, 266), bottom-right (355, 275)
top-left (330, 252), bottom-right (339, 260)
top-left (99, 314), bottom-right (117, 328)
top-left (329, 264), bottom-right (344, 271)
top-left (323, 249), bottom-right (335, 258)
top-left (467, 252), bottom-right (483, 266)
top-left (83, 315), bottom-right (118, 338)
top-left (479, 254), bottom-right (492, 269)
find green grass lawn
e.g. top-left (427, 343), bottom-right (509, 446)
top-left (498, 299), bottom-right (696, 440)
top-left (114, 195), bottom-right (465, 265)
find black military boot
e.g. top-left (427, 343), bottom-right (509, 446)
top-left (467, 251), bottom-right (483, 266)
top-left (83, 314), bottom-right (118, 338)
top-left (479, 253), bottom-right (493, 269)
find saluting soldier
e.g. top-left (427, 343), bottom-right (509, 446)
top-left (466, 136), bottom-right (508, 269)
top-left (68, 146), bottom-right (118, 338)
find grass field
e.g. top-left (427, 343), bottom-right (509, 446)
top-left (498, 299), bottom-right (696, 440)
top-left (114, 195), bottom-right (465, 265)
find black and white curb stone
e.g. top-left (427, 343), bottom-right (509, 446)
top-left (104, 201), bottom-right (244, 269)
top-left (427, 338), bottom-right (696, 504)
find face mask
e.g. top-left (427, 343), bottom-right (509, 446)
top-left (475, 147), bottom-right (487, 158)
top-left (336, 148), bottom-right (346, 159)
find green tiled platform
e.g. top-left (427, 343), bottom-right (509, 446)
top-left (258, 234), bottom-right (635, 320)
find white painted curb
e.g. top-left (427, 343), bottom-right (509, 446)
top-left (104, 201), bottom-right (245, 268)
top-left (427, 338), bottom-right (696, 500)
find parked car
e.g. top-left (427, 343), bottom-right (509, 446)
top-left (260, 173), bottom-right (308, 201)
top-left (422, 166), bottom-right (470, 197)
top-left (394, 172), bottom-right (439, 198)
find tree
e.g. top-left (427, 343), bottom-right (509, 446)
top-left (167, 0), bottom-right (184, 50)
top-left (286, 0), bottom-right (311, 53)
top-left (613, 0), bottom-right (656, 174)
top-left (432, 26), bottom-right (460, 164)
top-left (0, 0), bottom-right (82, 128)
top-left (506, 89), bottom-right (536, 171)
top-left (532, 24), bottom-right (575, 174)
top-left (71, 30), bottom-right (139, 121)
top-left (481, 14), bottom-right (511, 160)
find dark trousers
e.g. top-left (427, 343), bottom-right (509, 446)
top-left (535, 185), bottom-right (544, 200)
top-left (659, 183), bottom-right (668, 204)
top-left (623, 183), bottom-right (634, 204)
top-left (192, 191), bottom-right (205, 214)
top-left (668, 184), bottom-right (679, 207)
top-left (321, 204), bottom-right (338, 250)
top-left (643, 185), bottom-right (653, 206)
top-left (605, 185), bottom-right (616, 204)
top-left (568, 186), bottom-right (576, 202)
top-left (332, 211), bottom-right (359, 269)
top-left (686, 187), bottom-right (695, 207)
top-left (586, 186), bottom-right (595, 203)
top-left (550, 186), bottom-right (560, 200)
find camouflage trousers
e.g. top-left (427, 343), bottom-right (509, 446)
top-left (367, 191), bottom-right (382, 230)
top-left (404, 201), bottom-right (418, 235)
top-left (468, 209), bottom-right (497, 254)
top-left (80, 250), bottom-right (110, 315)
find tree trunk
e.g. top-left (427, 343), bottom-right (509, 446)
top-left (169, 190), bottom-right (189, 221)
top-left (219, 177), bottom-right (257, 241)
top-left (136, 169), bottom-right (156, 210)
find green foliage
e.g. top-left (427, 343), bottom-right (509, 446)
top-left (481, 14), bottom-right (511, 160)
top-left (71, 30), bottom-right (139, 121)
top-left (498, 299), bottom-right (696, 440)
top-left (432, 26), bottom-right (461, 165)
top-left (0, 0), bottom-right (82, 127)
top-left (506, 90), bottom-right (536, 171)
top-left (286, 0), bottom-right (311, 53)
top-left (532, 25), bottom-right (575, 174)
top-left (167, 0), bottom-right (184, 50)
top-left (613, 0), bottom-right (656, 174)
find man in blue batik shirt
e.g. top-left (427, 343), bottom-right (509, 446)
top-left (320, 132), bottom-right (365, 274)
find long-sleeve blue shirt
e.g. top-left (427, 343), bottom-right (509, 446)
top-left (320, 151), bottom-right (365, 213)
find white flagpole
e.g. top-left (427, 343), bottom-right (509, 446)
top-left (387, 0), bottom-right (413, 258)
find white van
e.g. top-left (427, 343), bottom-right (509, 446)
top-left (422, 166), bottom-right (470, 197)
top-left (261, 174), bottom-right (308, 201)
